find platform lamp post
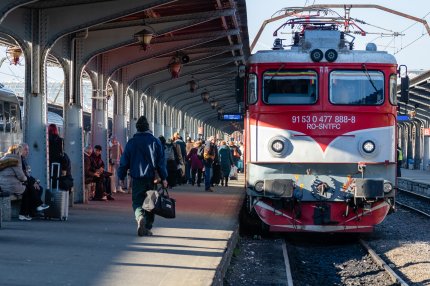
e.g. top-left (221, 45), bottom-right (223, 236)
top-left (134, 26), bottom-right (156, 51)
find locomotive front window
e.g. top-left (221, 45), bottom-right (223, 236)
top-left (262, 70), bottom-right (317, 105)
top-left (330, 70), bottom-right (384, 105)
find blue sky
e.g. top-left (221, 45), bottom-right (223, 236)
top-left (246, 0), bottom-right (430, 70)
top-left (1, 1), bottom-right (430, 83)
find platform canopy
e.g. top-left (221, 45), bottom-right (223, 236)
top-left (0, 0), bottom-right (250, 134)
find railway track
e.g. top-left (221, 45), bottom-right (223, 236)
top-left (283, 235), bottom-right (409, 286)
top-left (396, 188), bottom-right (430, 218)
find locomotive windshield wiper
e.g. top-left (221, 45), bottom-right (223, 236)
top-left (266, 64), bottom-right (286, 85)
top-left (361, 63), bottom-right (379, 93)
top-left (361, 63), bottom-right (382, 101)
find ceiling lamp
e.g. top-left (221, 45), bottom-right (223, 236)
top-left (168, 56), bottom-right (182, 78)
top-left (188, 78), bottom-right (198, 92)
top-left (134, 27), bottom-right (156, 51)
top-left (6, 46), bottom-right (22, 65)
top-left (201, 91), bottom-right (209, 102)
top-left (210, 99), bottom-right (218, 109)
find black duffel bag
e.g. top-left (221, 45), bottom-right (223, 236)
top-left (143, 188), bottom-right (176, 219)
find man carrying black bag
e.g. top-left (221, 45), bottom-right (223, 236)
top-left (118, 116), bottom-right (168, 237)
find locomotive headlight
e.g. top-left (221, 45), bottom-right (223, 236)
top-left (271, 140), bottom-right (284, 153)
top-left (362, 140), bottom-right (376, 153)
top-left (254, 181), bottom-right (264, 193)
top-left (383, 181), bottom-right (393, 193)
top-left (268, 136), bottom-right (292, 158)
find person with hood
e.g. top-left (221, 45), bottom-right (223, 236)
top-left (0, 144), bottom-right (49, 221)
top-left (118, 116), bottom-right (168, 237)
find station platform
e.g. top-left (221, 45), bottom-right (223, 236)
top-left (398, 168), bottom-right (430, 197)
top-left (0, 175), bottom-right (245, 286)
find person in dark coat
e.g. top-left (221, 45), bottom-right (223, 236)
top-left (118, 116), bottom-right (168, 237)
top-left (84, 145), bottom-right (98, 201)
top-left (19, 143), bottom-right (49, 219)
top-left (218, 141), bottom-right (234, 187)
top-left (164, 138), bottom-right (179, 188)
top-left (90, 145), bottom-right (114, 201)
top-left (48, 124), bottom-right (64, 168)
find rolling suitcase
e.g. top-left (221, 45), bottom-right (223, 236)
top-left (45, 163), bottom-right (69, 221)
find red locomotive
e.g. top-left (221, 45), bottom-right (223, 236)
top-left (242, 16), bottom-right (408, 232)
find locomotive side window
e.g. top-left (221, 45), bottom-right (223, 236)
top-left (262, 70), bottom-right (317, 105)
top-left (4, 101), bottom-right (10, 132)
top-left (330, 70), bottom-right (384, 105)
top-left (10, 103), bottom-right (18, 133)
top-left (247, 73), bottom-right (257, 104)
top-left (0, 102), bottom-right (3, 132)
top-left (389, 74), bottom-right (397, 105)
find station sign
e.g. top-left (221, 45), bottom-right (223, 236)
top-left (397, 115), bottom-right (410, 122)
top-left (218, 113), bottom-right (243, 121)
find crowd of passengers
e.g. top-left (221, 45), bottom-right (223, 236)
top-left (0, 122), bottom-right (244, 221)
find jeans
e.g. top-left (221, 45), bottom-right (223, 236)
top-left (204, 165), bottom-right (212, 190)
top-left (20, 185), bottom-right (43, 216)
top-left (132, 178), bottom-right (155, 230)
top-left (186, 162), bottom-right (191, 183)
top-left (191, 168), bottom-right (203, 185)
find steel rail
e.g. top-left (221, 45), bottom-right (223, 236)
top-left (359, 239), bottom-right (409, 286)
top-left (395, 201), bottom-right (430, 218)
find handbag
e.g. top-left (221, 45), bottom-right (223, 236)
top-left (142, 188), bottom-right (176, 219)
top-left (229, 166), bottom-right (238, 180)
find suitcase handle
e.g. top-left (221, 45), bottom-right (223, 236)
top-left (50, 163), bottom-right (61, 192)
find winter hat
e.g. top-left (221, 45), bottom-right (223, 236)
top-left (136, 116), bottom-right (149, 132)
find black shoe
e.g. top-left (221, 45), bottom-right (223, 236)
top-left (107, 195), bottom-right (115, 201)
top-left (144, 229), bottom-right (153, 236)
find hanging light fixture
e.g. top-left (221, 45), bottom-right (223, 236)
top-left (210, 99), bottom-right (218, 109)
top-left (188, 77), bottom-right (198, 92)
top-left (6, 46), bottom-right (22, 65)
top-left (168, 56), bottom-right (182, 78)
top-left (201, 91), bottom-right (209, 102)
top-left (134, 26), bottom-right (156, 51)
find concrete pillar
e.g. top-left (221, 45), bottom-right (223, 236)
top-left (24, 11), bottom-right (48, 188)
top-left (90, 56), bottom-right (108, 164)
top-left (113, 113), bottom-right (126, 147)
top-left (64, 105), bottom-right (83, 202)
top-left (424, 136), bottom-right (430, 171)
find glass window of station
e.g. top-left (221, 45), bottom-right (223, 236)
top-left (262, 70), bottom-right (318, 105)
top-left (330, 70), bottom-right (384, 105)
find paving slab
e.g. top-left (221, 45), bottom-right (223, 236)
top-left (0, 175), bottom-right (244, 286)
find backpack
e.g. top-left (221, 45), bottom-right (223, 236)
top-left (165, 145), bottom-right (176, 161)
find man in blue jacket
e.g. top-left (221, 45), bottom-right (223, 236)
top-left (118, 116), bottom-right (168, 236)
